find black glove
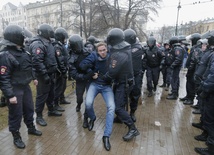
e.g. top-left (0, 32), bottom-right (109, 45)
top-left (84, 71), bottom-right (94, 80)
top-left (199, 91), bottom-right (208, 98)
top-left (43, 74), bottom-right (50, 84)
top-left (81, 64), bottom-right (93, 71)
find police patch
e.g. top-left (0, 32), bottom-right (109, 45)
top-left (36, 48), bottom-right (41, 54)
top-left (175, 50), bottom-right (180, 55)
top-left (0, 66), bottom-right (7, 75)
top-left (132, 48), bottom-right (138, 53)
top-left (56, 49), bottom-right (61, 56)
top-left (112, 60), bottom-right (117, 68)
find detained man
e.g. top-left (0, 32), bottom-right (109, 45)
top-left (80, 42), bottom-right (115, 151)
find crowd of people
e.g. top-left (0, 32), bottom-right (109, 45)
top-left (0, 23), bottom-right (214, 154)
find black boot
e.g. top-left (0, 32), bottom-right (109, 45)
top-left (103, 136), bottom-right (111, 151)
top-left (195, 145), bottom-right (214, 155)
top-left (12, 131), bottom-right (25, 149)
top-left (159, 83), bottom-right (166, 87)
top-left (82, 116), bottom-right (88, 128)
top-left (192, 121), bottom-right (203, 130)
top-left (166, 93), bottom-right (178, 100)
top-left (36, 113), bottom-right (47, 126)
top-left (183, 99), bottom-right (194, 105)
top-left (179, 96), bottom-right (188, 101)
top-left (76, 103), bottom-right (81, 112)
top-left (123, 124), bottom-right (140, 141)
top-left (194, 131), bottom-right (208, 142)
top-left (88, 117), bottom-right (96, 131)
top-left (191, 104), bottom-right (199, 109)
top-left (54, 101), bottom-right (65, 112)
top-left (130, 111), bottom-right (136, 122)
top-left (192, 109), bottom-right (201, 115)
top-left (27, 123), bottom-right (42, 136)
top-left (48, 106), bottom-right (62, 116)
top-left (147, 91), bottom-right (153, 97)
top-left (60, 98), bottom-right (70, 104)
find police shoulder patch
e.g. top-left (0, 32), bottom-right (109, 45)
top-left (56, 49), bottom-right (61, 56)
top-left (112, 60), bottom-right (117, 68)
top-left (0, 66), bottom-right (7, 75)
top-left (132, 48), bottom-right (138, 53)
top-left (36, 48), bottom-right (41, 55)
top-left (175, 50), bottom-right (180, 55)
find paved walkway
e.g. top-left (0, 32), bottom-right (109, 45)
top-left (0, 70), bottom-right (205, 155)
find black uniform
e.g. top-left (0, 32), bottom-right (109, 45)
top-left (184, 45), bottom-right (201, 104)
top-left (52, 41), bottom-right (68, 110)
top-left (30, 35), bottom-right (61, 124)
top-left (166, 44), bottom-right (184, 99)
top-left (129, 42), bottom-right (145, 116)
top-left (68, 48), bottom-right (91, 109)
top-left (143, 46), bottom-right (163, 94)
top-left (163, 48), bottom-right (173, 87)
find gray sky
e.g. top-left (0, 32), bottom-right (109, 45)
top-left (1, 0), bottom-right (214, 29)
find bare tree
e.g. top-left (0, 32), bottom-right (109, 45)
top-left (70, 0), bottom-right (161, 40)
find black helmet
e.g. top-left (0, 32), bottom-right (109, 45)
top-left (208, 31), bottom-right (214, 46)
top-left (163, 40), bottom-right (170, 46)
top-left (37, 23), bottom-right (54, 40)
top-left (190, 33), bottom-right (201, 46)
top-left (68, 34), bottom-right (83, 54)
top-left (146, 36), bottom-right (156, 47)
top-left (107, 28), bottom-right (124, 46)
top-left (23, 28), bottom-right (33, 38)
top-left (55, 27), bottom-right (68, 44)
top-left (3, 24), bottom-right (25, 46)
top-left (178, 35), bottom-right (186, 43)
top-left (169, 36), bottom-right (179, 46)
top-left (124, 29), bottom-right (136, 44)
top-left (87, 36), bottom-right (98, 44)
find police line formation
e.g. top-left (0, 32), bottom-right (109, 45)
top-left (0, 23), bottom-right (214, 154)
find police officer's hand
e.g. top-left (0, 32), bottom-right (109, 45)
top-left (33, 79), bottom-right (38, 86)
top-left (81, 64), bottom-right (93, 71)
top-left (93, 73), bottom-right (98, 79)
top-left (9, 96), bottom-right (17, 104)
top-left (44, 74), bottom-right (50, 84)
top-left (84, 71), bottom-right (94, 80)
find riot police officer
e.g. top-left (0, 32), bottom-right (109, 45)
top-left (52, 27), bottom-right (69, 112)
top-left (84, 35), bottom-right (99, 53)
top-left (0, 25), bottom-right (42, 149)
top-left (160, 41), bottom-right (172, 91)
top-left (181, 33), bottom-right (201, 105)
top-left (143, 36), bottom-right (163, 97)
top-left (104, 28), bottom-right (139, 141)
top-left (68, 34), bottom-right (93, 127)
top-left (124, 28), bottom-right (145, 122)
top-left (166, 36), bottom-right (184, 100)
top-left (195, 31), bottom-right (214, 155)
top-left (29, 23), bottom-right (62, 127)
